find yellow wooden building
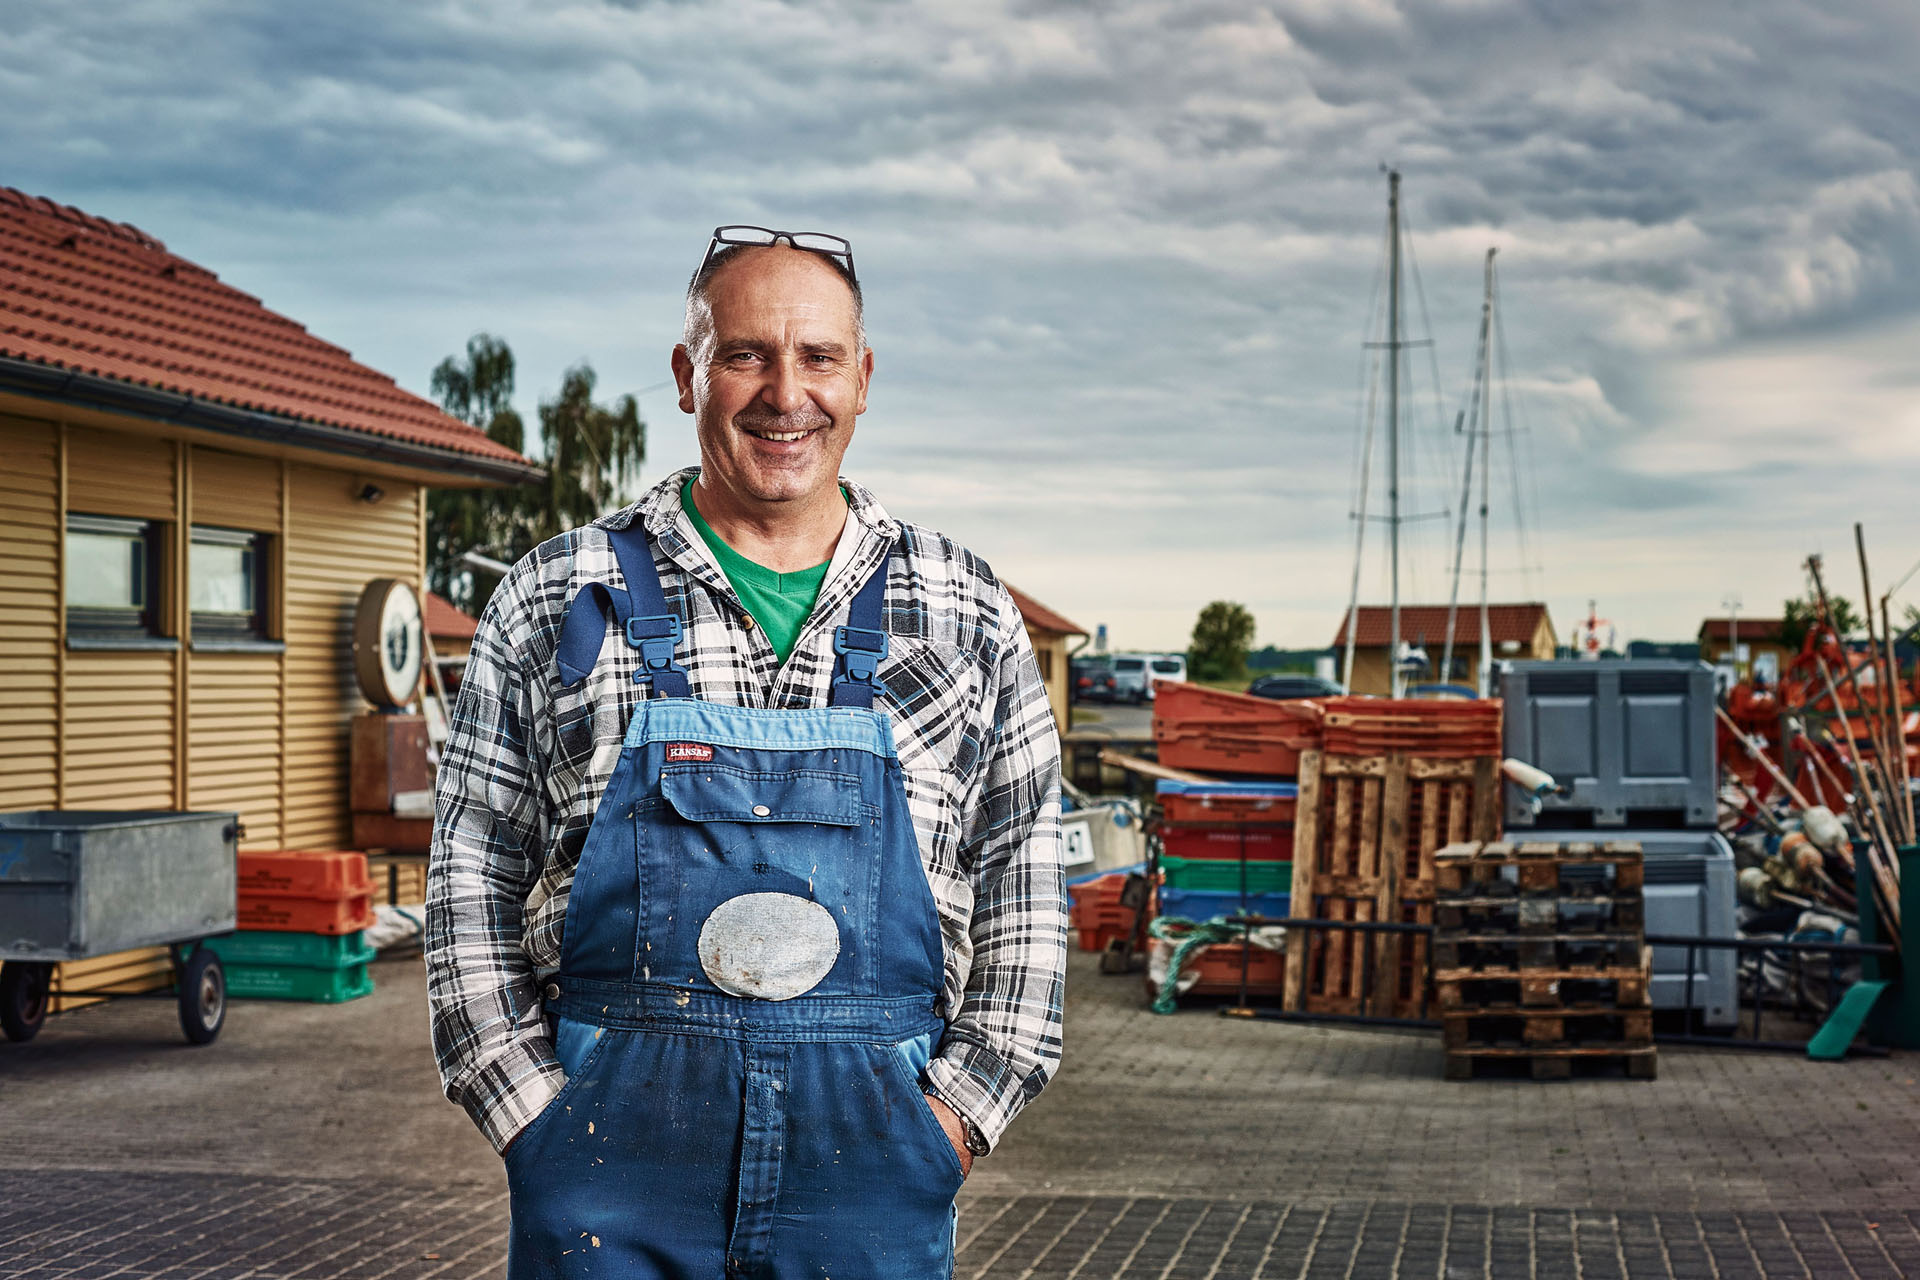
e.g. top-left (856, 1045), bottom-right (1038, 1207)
top-left (1332, 603), bottom-right (1556, 695)
top-left (0, 186), bottom-right (537, 1003)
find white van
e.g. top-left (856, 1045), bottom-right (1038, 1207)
top-left (1148, 654), bottom-right (1188, 691)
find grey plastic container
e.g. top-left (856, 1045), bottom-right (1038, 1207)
top-left (1556, 828), bottom-right (1738, 1027)
top-left (1500, 660), bottom-right (1717, 829)
top-left (0, 811), bottom-right (238, 963)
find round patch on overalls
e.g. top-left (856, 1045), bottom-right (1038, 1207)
top-left (697, 892), bottom-right (841, 1001)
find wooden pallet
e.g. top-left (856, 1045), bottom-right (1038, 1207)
top-left (1434, 840), bottom-right (1644, 895)
top-left (1440, 1005), bottom-right (1653, 1048)
top-left (1434, 957), bottom-right (1652, 1011)
top-left (1432, 931), bottom-right (1646, 971)
top-left (1282, 749), bottom-right (1501, 1017)
top-left (1444, 1041), bottom-right (1658, 1081)
top-left (1434, 892), bottom-right (1644, 934)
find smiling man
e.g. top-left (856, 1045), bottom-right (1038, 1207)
top-left (427, 227), bottom-right (1068, 1279)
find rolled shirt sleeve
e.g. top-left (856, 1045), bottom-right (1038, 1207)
top-left (923, 597), bottom-right (1069, 1152)
top-left (425, 564), bottom-right (566, 1155)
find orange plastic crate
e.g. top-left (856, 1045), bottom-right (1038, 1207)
top-left (1068, 873), bottom-right (1138, 952)
top-left (1155, 728), bottom-right (1305, 779)
top-left (1154, 682), bottom-right (1325, 728)
top-left (236, 892), bottom-right (377, 936)
top-left (1160, 790), bottom-right (1298, 826)
top-left (237, 850), bottom-right (372, 899)
top-left (1172, 942), bottom-right (1286, 996)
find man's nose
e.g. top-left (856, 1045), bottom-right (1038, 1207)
top-left (758, 354), bottom-right (812, 416)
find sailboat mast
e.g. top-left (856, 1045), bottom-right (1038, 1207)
top-left (1477, 248), bottom-right (1496, 697)
top-left (1441, 248), bottom-right (1493, 687)
top-left (1387, 170), bottom-right (1404, 699)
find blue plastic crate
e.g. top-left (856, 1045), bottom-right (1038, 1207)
top-left (1155, 886), bottom-right (1290, 923)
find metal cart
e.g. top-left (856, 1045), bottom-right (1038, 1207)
top-left (0, 810), bottom-right (239, 1045)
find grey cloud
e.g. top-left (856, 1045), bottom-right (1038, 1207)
top-left (3, 0), bottom-right (1917, 643)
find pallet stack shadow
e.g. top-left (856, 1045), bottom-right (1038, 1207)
top-left (204, 851), bottom-right (378, 1002)
top-left (1433, 840), bottom-right (1656, 1080)
top-left (1282, 699), bottom-right (1503, 1018)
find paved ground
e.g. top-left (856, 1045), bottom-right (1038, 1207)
top-left (3, 949), bottom-right (1917, 1277)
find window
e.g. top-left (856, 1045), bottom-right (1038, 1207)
top-left (66, 514), bottom-right (163, 641)
top-left (190, 526), bottom-right (268, 640)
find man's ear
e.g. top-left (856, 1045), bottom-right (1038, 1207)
top-left (672, 345), bottom-right (697, 414)
top-left (854, 346), bottom-right (874, 417)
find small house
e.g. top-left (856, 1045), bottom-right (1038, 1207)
top-left (1332, 603), bottom-right (1556, 695)
top-left (0, 187), bottom-right (538, 1000)
top-left (1005, 584), bottom-right (1087, 729)
top-left (1696, 617), bottom-right (1790, 683)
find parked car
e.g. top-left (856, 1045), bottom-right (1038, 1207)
top-left (1110, 655), bottom-right (1151, 704)
top-left (1071, 656), bottom-right (1119, 703)
top-left (1247, 673), bottom-right (1343, 701)
top-left (1148, 654), bottom-right (1188, 693)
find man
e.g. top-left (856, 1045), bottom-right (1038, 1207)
top-left (426, 226), bottom-right (1068, 1279)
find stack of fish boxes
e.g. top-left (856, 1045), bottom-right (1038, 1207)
top-left (206, 851), bottom-right (377, 1002)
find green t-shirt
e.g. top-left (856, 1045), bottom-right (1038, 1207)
top-left (680, 477), bottom-right (835, 663)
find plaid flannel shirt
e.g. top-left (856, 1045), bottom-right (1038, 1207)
top-left (426, 467), bottom-right (1067, 1157)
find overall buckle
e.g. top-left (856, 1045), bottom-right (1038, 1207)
top-left (833, 625), bottom-right (889, 685)
top-left (625, 614), bottom-right (685, 683)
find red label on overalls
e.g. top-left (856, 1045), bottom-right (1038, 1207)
top-left (665, 742), bottom-right (714, 762)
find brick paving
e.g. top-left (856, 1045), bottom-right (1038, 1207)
top-left (2, 950), bottom-right (1917, 1277)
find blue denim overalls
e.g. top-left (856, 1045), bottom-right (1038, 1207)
top-left (507, 521), bottom-right (963, 1278)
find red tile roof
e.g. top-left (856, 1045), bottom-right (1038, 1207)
top-left (1698, 618), bottom-right (1785, 643)
top-left (425, 591), bottom-right (478, 642)
top-left (0, 187), bottom-right (536, 479)
top-left (1333, 603), bottom-right (1551, 648)
top-left (1006, 583), bottom-right (1086, 637)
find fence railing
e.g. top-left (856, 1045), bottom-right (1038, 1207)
top-left (1210, 916), bottom-right (1897, 1053)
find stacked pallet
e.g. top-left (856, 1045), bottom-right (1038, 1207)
top-left (212, 851), bottom-right (378, 1003)
top-left (1432, 840), bottom-right (1656, 1081)
top-left (1283, 743), bottom-right (1502, 1018)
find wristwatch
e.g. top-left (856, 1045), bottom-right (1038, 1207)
top-left (961, 1117), bottom-right (990, 1157)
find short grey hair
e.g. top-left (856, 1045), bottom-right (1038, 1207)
top-left (682, 243), bottom-right (866, 360)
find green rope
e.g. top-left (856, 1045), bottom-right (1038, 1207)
top-left (1148, 916), bottom-right (1252, 1015)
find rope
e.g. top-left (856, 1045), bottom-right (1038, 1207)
top-left (1148, 917), bottom-right (1284, 1015)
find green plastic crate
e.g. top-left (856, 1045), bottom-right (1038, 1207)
top-left (203, 930), bottom-right (375, 969)
top-left (223, 962), bottom-right (375, 1003)
top-left (1160, 855), bottom-right (1291, 894)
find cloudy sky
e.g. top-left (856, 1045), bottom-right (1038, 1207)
top-left (6, 0), bottom-right (1918, 650)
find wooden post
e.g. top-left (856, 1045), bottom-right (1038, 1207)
top-left (1282, 749), bottom-right (1323, 1013)
top-left (1373, 753), bottom-right (1410, 1016)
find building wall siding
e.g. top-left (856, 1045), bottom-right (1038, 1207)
top-left (186, 655), bottom-right (284, 849)
top-left (63, 651), bottom-right (177, 808)
top-left (283, 467), bottom-right (422, 848)
top-left (0, 413), bottom-right (61, 811)
top-left (66, 426), bottom-right (175, 522)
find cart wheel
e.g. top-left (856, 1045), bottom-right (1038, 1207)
top-left (177, 949), bottom-right (226, 1045)
top-left (1, 961), bottom-right (52, 1043)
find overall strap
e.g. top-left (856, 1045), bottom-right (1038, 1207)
top-left (829, 547), bottom-right (891, 709)
top-left (553, 521), bottom-right (693, 697)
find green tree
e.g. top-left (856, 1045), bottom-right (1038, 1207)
top-left (425, 335), bottom-right (644, 614)
top-left (1188, 601), bottom-right (1257, 683)
top-left (1779, 593), bottom-right (1860, 650)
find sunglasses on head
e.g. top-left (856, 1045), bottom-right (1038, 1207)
top-left (700, 226), bottom-right (857, 285)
